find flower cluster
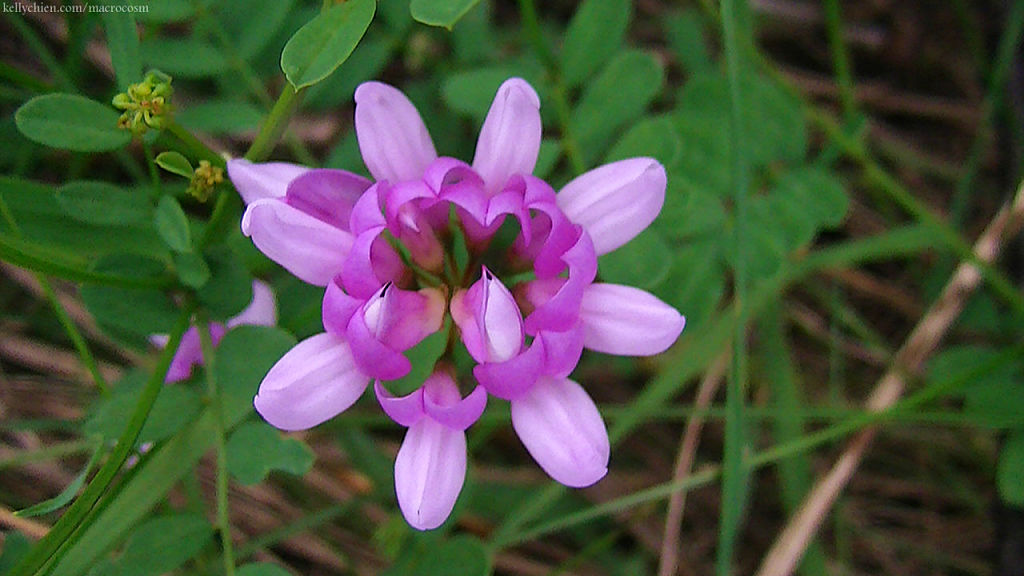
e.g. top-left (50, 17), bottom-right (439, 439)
top-left (112, 70), bottom-right (172, 134)
top-left (227, 79), bottom-right (685, 530)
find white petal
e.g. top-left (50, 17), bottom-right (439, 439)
top-left (394, 419), bottom-right (466, 530)
top-left (254, 333), bottom-right (370, 431)
top-left (579, 284), bottom-right (685, 356)
top-left (511, 377), bottom-right (609, 487)
top-left (557, 158), bottom-right (666, 255)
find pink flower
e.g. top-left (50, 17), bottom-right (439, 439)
top-left (228, 78), bottom-right (685, 530)
top-left (151, 280), bottom-right (277, 383)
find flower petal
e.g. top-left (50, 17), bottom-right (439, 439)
top-left (226, 280), bottom-right (277, 328)
top-left (254, 333), bottom-right (370, 431)
top-left (451, 269), bottom-right (524, 363)
top-left (227, 159), bottom-right (310, 204)
top-left (556, 158), bottom-right (667, 255)
top-left (285, 169), bottom-right (372, 230)
top-left (510, 377), bottom-right (609, 487)
top-left (423, 374), bottom-right (487, 431)
top-left (355, 82), bottom-right (437, 183)
top-left (394, 418), bottom-right (467, 530)
top-left (472, 78), bottom-right (541, 195)
top-left (164, 325), bottom-right (203, 383)
top-left (580, 284), bottom-right (686, 356)
top-left (241, 199), bottom-right (354, 286)
top-left (375, 380), bottom-right (424, 427)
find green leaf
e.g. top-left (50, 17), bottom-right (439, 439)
top-left (55, 181), bottom-right (153, 227)
top-left (998, 431), bottom-right (1024, 505)
top-left (771, 166), bottom-right (849, 246)
top-left (197, 247), bottom-right (253, 320)
top-left (80, 255), bottom-right (179, 342)
top-left (570, 51), bottom-right (664, 162)
top-left (664, 9), bottom-right (713, 76)
top-left (410, 0), bottom-right (482, 29)
top-left (302, 34), bottom-right (395, 111)
top-left (1, 176), bottom-right (165, 257)
top-left (655, 179), bottom-right (727, 239)
top-left (598, 228), bottom-right (673, 291)
top-left (134, 0), bottom-right (192, 23)
top-left (172, 250), bottom-right (210, 288)
top-left (237, 563), bottom-right (294, 576)
top-left (140, 37), bottom-right (227, 78)
top-left (215, 326), bottom-right (297, 425)
top-left (16, 443), bottom-right (101, 518)
top-left (384, 323), bottom-right (449, 397)
top-left (226, 421), bottom-right (314, 484)
top-left (606, 116), bottom-right (682, 168)
top-left (384, 535), bottom-right (491, 576)
top-left (442, 68), bottom-right (521, 120)
top-left (216, 0), bottom-right (296, 59)
top-left (155, 195), bottom-right (192, 253)
top-left (657, 237), bottom-right (725, 329)
top-left (930, 346), bottom-right (1024, 428)
top-left (560, 0), bottom-right (631, 86)
top-left (108, 514), bottom-right (214, 576)
top-left (175, 100), bottom-right (264, 135)
top-left (677, 73), bottom-right (806, 170)
top-left (15, 94), bottom-right (130, 152)
top-left (280, 0), bottom-right (376, 90)
top-left (101, 4), bottom-right (141, 92)
top-left (84, 370), bottom-right (205, 444)
top-left (154, 151), bottom-right (193, 178)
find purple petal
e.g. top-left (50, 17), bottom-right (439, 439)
top-left (423, 374), bottom-right (487, 431)
top-left (322, 278), bottom-right (363, 336)
top-left (523, 230), bottom-right (596, 334)
top-left (227, 159), bottom-right (310, 204)
top-left (375, 380), bottom-right (424, 427)
top-left (241, 199), bottom-right (354, 286)
top-left (394, 418), bottom-right (466, 530)
top-left (557, 158), bottom-right (667, 255)
top-left (345, 299), bottom-right (412, 381)
top-left (355, 82), bottom-right (437, 183)
top-left (510, 377), bottom-right (609, 487)
top-left (580, 284), bottom-right (686, 356)
top-left (450, 269), bottom-right (524, 363)
top-left (285, 169), bottom-right (372, 230)
top-left (164, 325), bottom-right (203, 383)
top-left (472, 78), bottom-right (542, 195)
top-left (473, 336), bottom-right (544, 401)
top-left (254, 333), bottom-right (370, 431)
top-left (226, 280), bottom-right (277, 328)
top-left (537, 326), bottom-right (585, 378)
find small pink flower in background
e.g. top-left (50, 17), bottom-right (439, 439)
top-left (228, 78), bottom-right (685, 530)
top-left (151, 280), bottom-right (277, 383)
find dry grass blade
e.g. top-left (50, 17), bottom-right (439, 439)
top-left (755, 180), bottom-right (1024, 576)
top-left (658, 351), bottom-right (729, 576)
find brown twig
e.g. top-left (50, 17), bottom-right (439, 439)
top-left (755, 179), bottom-right (1024, 576)
top-left (658, 351), bottom-right (730, 576)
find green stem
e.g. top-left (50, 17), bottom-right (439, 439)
top-left (196, 315), bottom-right (236, 576)
top-left (718, 0), bottom-right (751, 571)
top-left (141, 139), bottom-right (161, 194)
top-left (165, 120), bottom-right (225, 168)
top-left (823, 0), bottom-right (856, 122)
top-left (245, 84), bottom-right (305, 163)
top-left (516, 0), bottom-right (585, 174)
top-left (8, 302), bottom-right (194, 576)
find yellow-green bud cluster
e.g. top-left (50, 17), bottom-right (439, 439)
top-left (112, 70), bottom-right (173, 134)
top-left (187, 160), bottom-right (224, 202)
